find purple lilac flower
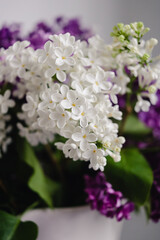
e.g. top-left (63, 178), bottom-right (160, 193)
top-left (27, 17), bottom-right (93, 49)
top-left (151, 165), bottom-right (160, 222)
top-left (26, 21), bottom-right (53, 50)
top-left (84, 172), bottom-right (134, 221)
top-left (139, 90), bottom-right (160, 139)
top-left (60, 18), bottom-right (92, 41)
top-left (0, 24), bottom-right (21, 49)
top-left (138, 143), bottom-right (160, 222)
top-left (145, 150), bottom-right (160, 222)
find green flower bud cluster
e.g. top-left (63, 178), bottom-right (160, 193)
top-left (111, 22), bottom-right (150, 44)
top-left (110, 23), bottom-right (130, 43)
top-left (134, 53), bottom-right (151, 67)
top-left (110, 22), bottom-right (151, 58)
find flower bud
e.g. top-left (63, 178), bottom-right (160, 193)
top-left (118, 35), bottom-right (125, 43)
top-left (142, 53), bottom-right (150, 61)
top-left (137, 22), bottom-right (144, 30)
top-left (147, 85), bottom-right (157, 94)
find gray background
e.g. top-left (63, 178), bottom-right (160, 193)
top-left (0, 0), bottom-right (160, 239)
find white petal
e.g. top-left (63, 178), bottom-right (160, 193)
top-left (44, 41), bottom-right (52, 52)
top-left (72, 132), bottom-right (82, 141)
top-left (64, 46), bottom-right (73, 56)
top-left (67, 90), bottom-right (76, 102)
top-left (61, 85), bottom-right (69, 96)
top-left (51, 93), bottom-right (62, 102)
top-left (1, 105), bottom-right (7, 114)
top-left (49, 112), bottom-right (59, 120)
top-left (45, 68), bottom-right (56, 78)
top-left (80, 117), bottom-right (88, 128)
top-left (57, 71), bottom-right (66, 82)
top-left (110, 94), bottom-right (118, 104)
top-left (61, 99), bottom-right (72, 109)
top-left (80, 140), bottom-right (88, 151)
top-left (55, 58), bottom-right (64, 66)
top-left (65, 58), bottom-right (75, 66)
top-left (57, 118), bottom-right (66, 128)
top-left (55, 47), bottom-right (63, 57)
top-left (87, 133), bottom-right (97, 142)
top-left (82, 150), bottom-right (91, 159)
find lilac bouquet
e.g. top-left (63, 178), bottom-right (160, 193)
top-left (0, 19), bottom-right (160, 239)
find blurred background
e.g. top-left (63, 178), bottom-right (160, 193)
top-left (0, 0), bottom-right (160, 239)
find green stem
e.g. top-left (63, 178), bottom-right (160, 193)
top-left (119, 109), bottom-right (130, 135)
top-left (44, 144), bottom-right (64, 183)
top-left (0, 179), bottom-right (17, 210)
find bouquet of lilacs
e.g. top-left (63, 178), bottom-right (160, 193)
top-left (0, 19), bottom-right (160, 239)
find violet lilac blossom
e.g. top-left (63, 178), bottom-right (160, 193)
top-left (0, 24), bottom-right (21, 49)
top-left (27, 17), bottom-right (92, 49)
top-left (84, 172), bottom-right (134, 221)
top-left (139, 90), bottom-right (160, 139)
top-left (139, 144), bottom-right (160, 222)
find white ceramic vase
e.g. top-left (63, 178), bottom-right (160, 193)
top-left (22, 205), bottom-right (123, 240)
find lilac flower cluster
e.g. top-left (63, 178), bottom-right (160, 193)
top-left (26, 22), bottom-right (52, 49)
top-left (0, 17), bottom-right (92, 50)
top-left (57, 17), bottom-right (92, 40)
top-left (84, 172), bottom-right (134, 221)
top-left (151, 164), bottom-right (160, 222)
top-left (0, 24), bottom-right (21, 49)
top-left (138, 90), bottom-right (160, 222)
top-left (26, 17), bottom-right (92, 49)
top-left (139, 90), bottom-right (160, 139)
top-left (138, 142), bottom-right (160, 222)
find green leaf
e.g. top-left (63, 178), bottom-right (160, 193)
top-left (144, 194), bottom-right (151, 220)
top-left (123, 114), bottom-right (151, 134)
top-left (105, 148), bottom-right (153, 205)
top-left (21, 140), bottom-right (59, 207)
top-left (12, 221), bottom-right (38, 240)
top-left (0, 210), bottom-right (38, 240)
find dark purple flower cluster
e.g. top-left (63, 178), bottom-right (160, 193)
top-left (26, 22), bottom-right (52, 50)
top-left (142, 148), bottom-right (160, 222)
top-left (84, 172), bottom-right (134, 221)
top-left (57, 17), bottom-right (92, 41)
top-left (0, 24), bottom-right (21, 49)
top-left (0, 17), bottom-right (92, 50)
top-left (139, 90), bottom-right (160, 140)
top-left (26, 17), bottom-right (92, 49)
top-left (138, 90), bottom-right (160, 222)
top-left (138, 142), bottom-right (160, 222)
top-left (151, 164), bottom-right (160, 222)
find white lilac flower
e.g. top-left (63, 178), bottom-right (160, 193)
top-left (82, 144), bottom-right (106, 171)
top-left (1, 32), bottom-right (127, 169)
top-left (112, 68), bottom-right (130, 95)
top-left (71, 105), bottom-right (89, 128)
top-left (0, 114), bottom-right (13, 156)
top-left (10, 54), bottom-right (32, 78)
top-left (50, 33), bottom-right (76, 48)
top-left (135, 96), bottom-right (150, 112)
top-left (0, 90), bottom-right (15, 114)
top-left (45, 62), bottom-right (67, 82)
top-left (37, 110), bottom-right (56, 129)
top-left (72, 126), bottom-right (97, 151)
top-left (49, 105), bottom-right (70, 129)
top-left (86, 67), bottom-right (114, 93)
top-left (55, 46), bottom-right (75, 66)
top-left (36, 41), bottom-right (54, 63)
top-left (63, 140), bottom-right (81, 161)
top-left (13, 82), bottom-right (26, 99)
top-left (22, 93), bottom-right (39, 117)
top-left (145, 38), bottom-right (158, 54)
top-left (5, 41), bottom-right (30, 61)
top-left (61, 90), bottom-right (85, 115)
top-left (38, 88), bottom-right (57, 111)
